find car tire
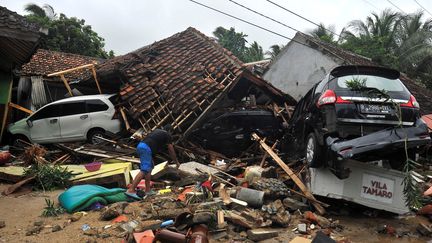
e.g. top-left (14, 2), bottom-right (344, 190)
top-left (305, 133), bottom-right (322, 168)
top-left (87, 129), bottom-right (105, 144)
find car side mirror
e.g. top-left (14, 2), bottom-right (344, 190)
top-left (26, 119), bottom-right (33, 128)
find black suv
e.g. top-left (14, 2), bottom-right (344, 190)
top-left (190, 109), bottom-right (283, 156)
top-left (288, 65), bottom-right (430, 178)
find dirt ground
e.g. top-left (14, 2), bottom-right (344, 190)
top-left (0, 183), bottom-right (430, 243)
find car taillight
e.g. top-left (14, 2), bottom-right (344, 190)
top-left (336, 96), bottom-right (352, 104)
top-left (317, 89), bottom-right (336, 107)
top-left (400, 95), bottom-right (420, 108)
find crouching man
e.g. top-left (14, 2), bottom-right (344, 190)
top-left (126, 125), bottom-right (179, 198)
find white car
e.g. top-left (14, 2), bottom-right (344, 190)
top-left (8, 94), bottom-right (122, 145)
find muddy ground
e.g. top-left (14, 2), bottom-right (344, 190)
top-left (0, 183), bottom-right (430, 243)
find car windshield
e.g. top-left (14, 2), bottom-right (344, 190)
top-left (336, 75), bottom-right (405, 92)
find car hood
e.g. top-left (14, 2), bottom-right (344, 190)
top-left (8, 118), bottom-right (27, 131)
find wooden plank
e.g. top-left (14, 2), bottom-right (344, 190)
top-left (252, 133), bottom-right (326, 215)
top-left (119, 107), bottom-right (131, 131)
top-left (1, 78), bottom-right (13, 140)
top-left (179, 73), bottom-right (238, 142)
top-left (47, 63), bottom-right (95, 77)
top-left (59, 74), bottom-right (73, 96)
top-left (259, 140), bottom-right (278, 167)
top-left (8, 102), bottom-right (33, 114)
top-left (91, 66), bottom-right (102, 94)
top-left (73, 149), bottom-right (140, 163)
top-left (284, 102), bottom-right (292, 120)
top-left (217, 210), bottom-right (225, 226)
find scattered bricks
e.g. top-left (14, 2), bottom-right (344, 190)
top-left (71, 212), bottom-right (84, 222)
top-left (154, 208), bottom-right (191, 220)
top-left (52, 225), bottom-right (62, 232)
top-left (138, 220), bottom-right (162, 231)
top-left (304, 211), bottom-right (330, 228)
top-left (0, 221), bottom-right (5, 228)
top-left (26, 225), bottom-right (43, 236)
top-left (33, 220), bottom-right (44, 227)
top-left (377, 225), bottom-right (396, 236)
top-left (297, 223), bottom-right (308, 234)
top-left (247, 228), bottom-right (279, 241)
top-left (283, 197), bottom-right (309, 211)
top-left (100, 207), bottom-right (120, 221)
top-left (118, 220), bottom-right (140, 234)
top-left (195, 200), bottom-right (224, 210)
top-left (417, 223), bottom-right (432, 236)
top-left (211, 231), bottom-right (228, 240)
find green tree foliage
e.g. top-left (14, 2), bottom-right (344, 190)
top-left (339, 9), bottom-right (432, 88)
top-left (265, 44), bottom-right (284, 60)
top-left (243, 41), bottom-right (264, 62)
top-left (213, 26), bottom-right (248, 61)
top-left (213, 26), bottom-right (266, 62)
top-left (308, 23), bottom-right (338, 44)
top-left (24, 3), bottom-right (114, 58)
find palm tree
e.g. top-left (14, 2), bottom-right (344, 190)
top-left (343, 9), bottom-right (401, 48)
top-left (395, 11), bottom-right (432, 78)
top-left (308, 23), bottom-right (337, 43)
top-left (265, 44), bottom-right (284, 60)
top-left (24, 3), bottom-right (55, 19)
top-left (213, 26), bottom-right (248, 61)
top-left (244, 41), bottom-right (264, 62)
top-left (24, 3), bottom-right (56, 28)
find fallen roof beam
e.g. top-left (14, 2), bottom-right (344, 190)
top-left (252, 133), bottom-right (326, 215)
top-left (47, 63), bottom-right (95, 77)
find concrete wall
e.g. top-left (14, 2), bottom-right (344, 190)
top-left (263, 36), bottom-right (341, 101)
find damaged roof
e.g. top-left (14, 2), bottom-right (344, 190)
top-left (296, 32), bottom-right (375, 66)
top-left (98, 27), bottom-right (290, 120)
top-left (294, 32), bottom-right (432, 115)
top-left (21, 49), bottom-right (103, 80)
top-left (0, 6), bottom-right (41, 72)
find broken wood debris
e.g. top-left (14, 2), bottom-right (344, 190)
top-left (252, 133), bottom-right (326, 215)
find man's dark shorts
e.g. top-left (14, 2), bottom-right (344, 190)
top-left (137, 142), bottom-right (152, 173)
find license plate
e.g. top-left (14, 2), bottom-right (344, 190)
top-left (359, 104), bottom-right (392, 114)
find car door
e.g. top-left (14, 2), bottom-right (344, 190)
top-left (29, 103), bottom-right (61, 143)
top-left (59, 101), bottom-right (91, 140)
top-left (86, 99), bottom-right (110, 127)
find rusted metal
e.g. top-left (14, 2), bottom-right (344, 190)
top-left (189, 224), bottom-right (209, 243)
top-left (153, 229), bottom-right (186, 243)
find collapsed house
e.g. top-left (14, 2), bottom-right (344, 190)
top-left (93, 27), bottom-right (296, 139)
top-left (0, 6), bottom-right (41, 141)
top-left (17, 49), bottom-right (104, 112)
top-left (263, 31), bottom-right (432, 115)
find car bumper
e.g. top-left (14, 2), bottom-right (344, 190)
top-left (326, 119), bottom-right (431, 160)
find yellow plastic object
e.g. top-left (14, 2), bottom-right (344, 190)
top-left (157, 189), bottom-right (172, 195)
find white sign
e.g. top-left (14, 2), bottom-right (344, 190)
top-left (361, 173), bottom-right (394, 204)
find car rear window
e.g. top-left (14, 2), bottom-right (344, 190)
top-left (336, 75), bottom-right (405, 92)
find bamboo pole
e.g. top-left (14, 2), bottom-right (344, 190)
top-left (8, 102), bottom-right (33, 114)
top-left (59, 74), bottom-right (73, 96)
top-left (91, 66), bottom-right (102, 94)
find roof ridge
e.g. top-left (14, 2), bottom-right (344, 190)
top-left (36, 49), bottom-right (102, 61)
top-left (0, 5), bottom-right (40, 33)
top-left (297, 32), bottom-right (373, 64)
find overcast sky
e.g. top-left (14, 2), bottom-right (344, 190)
top-left (2, 0), bottom-right (431, 55)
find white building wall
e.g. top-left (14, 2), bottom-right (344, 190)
top-left (263, 38), bottom-right (342, 101)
